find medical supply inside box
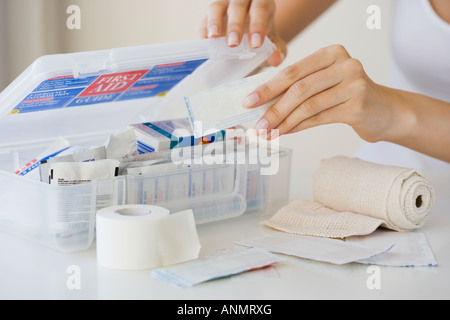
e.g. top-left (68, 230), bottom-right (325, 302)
top-left (0, 36), bottom-right (292, 253)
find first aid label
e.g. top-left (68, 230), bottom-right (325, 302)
top-left (9, 58), bottom-right (207, 115)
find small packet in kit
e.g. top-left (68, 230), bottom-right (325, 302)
top-left (105, 127), bottom-right (139, 160)
top-left (39, 146), bottom-right (106, 183)
top-left (49, 159), bottom-right (120, 186)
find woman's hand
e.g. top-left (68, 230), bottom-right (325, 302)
top-left (243, 44), bottom-right (402, 143)
top-left (199, 0), bottom-right (287, 67)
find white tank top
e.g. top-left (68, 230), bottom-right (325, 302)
top-left (356, 0), bottom-right (450, 198)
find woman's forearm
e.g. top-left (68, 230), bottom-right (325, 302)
top-left (275, 0), bottom-right (338, 43)
top-left (385, 87), bottom-right (450, 163)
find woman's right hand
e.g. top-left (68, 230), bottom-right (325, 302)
top-left (199, 0), bottom-right (287, 67)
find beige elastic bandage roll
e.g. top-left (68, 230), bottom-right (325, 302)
top-left (263, 156), bottom-right (435, 238)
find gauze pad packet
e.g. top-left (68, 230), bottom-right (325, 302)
top-left (39, 146), bottom-right (106, 183)
top-left (49, 159), bottom-right (119, 186)
top-left (152, 248), bottom-right (282, 288)
top-left (184, 69), bottom-right (280, 138)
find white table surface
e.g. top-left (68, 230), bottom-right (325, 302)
top-left (1, 166), bottom-right (449, 300)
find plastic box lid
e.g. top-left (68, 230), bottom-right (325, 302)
top-left (0, 36), bottom-right (274, 148)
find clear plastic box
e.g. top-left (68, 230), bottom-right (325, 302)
top-left (0, 37), bottom-right (292, 253)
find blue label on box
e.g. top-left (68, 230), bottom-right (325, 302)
top-left (8, 58), bottom-right (208, 115)
top-left (12, 88), bottom-right (85, 114)
top-left (66, 93), bottom-right (121, 107)
top-left (117, 74), bottom-right (187, 101)
top-left (141, 59), bottom-right (207, 78)
top-left (137, 141), bottom-right (155, 154)
top-left (32, 75), bottom-right (98, 92)
top-left (137, 119), bottom-right (226, 149)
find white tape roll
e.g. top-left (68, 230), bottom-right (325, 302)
top-left (96, 205), bottom-right (201, 270)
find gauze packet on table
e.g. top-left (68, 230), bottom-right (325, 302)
top-left (152, 248), bottom-right (282, 288)
top-left (184, 69), bottom-right (280, 138)
top-left (235, 232), bottom-right (394, 265)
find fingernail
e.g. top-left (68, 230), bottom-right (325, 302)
top-left (227, 31), bottom-right (239, 46)
top-left (243, 93), bottom-right (259, 108)
top-left (254, 118), bottom-right (269, 131)
top-left (208, 25), bottom-right (219, 38)
top-left (251, 33), bottom-right (262, 48)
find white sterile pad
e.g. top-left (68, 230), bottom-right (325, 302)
top-left (347, 229), bottom-right (438, 267)
top-left (185, 69), bottom-right (280, 138)
top-left (235, 232), bottom-right (394, 265)
top-left (152, 248), bottom-right (282, 288)
top-left (105, 127), bottom-right (138, 160)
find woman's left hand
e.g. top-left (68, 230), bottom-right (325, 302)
top-left (243, 44), bottom-right (396, 142)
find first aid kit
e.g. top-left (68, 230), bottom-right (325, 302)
top-left (0, 36), bottom-right (292, 253)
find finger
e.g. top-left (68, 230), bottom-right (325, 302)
top-left (266, 34), bottom-right (287, 67)
top-left (248, 0), bottom-right (275, 48)
top-left (199, 14), bottom-right (208, 38)
top-left (275, 83), bottom-right (351, 136)
top-left (243, 44), bottom-right (350, 108)
top-left (259, 63), bottom-right (345, 130)
top-left (266, 49), bottom-right (285, 67)
top-left (226, 0), bottom-right (252, 46)
top-left (287, 101), bottom-right (351, 134)
top-left (207, 0), bottom-right (229, 38)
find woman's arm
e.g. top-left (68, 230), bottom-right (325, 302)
top-left (243, 44), bottom-right (450, 163)
top-left (274, 0), bottom-right (337, 43)
top-left (384, 89), bottom-right (450, 163)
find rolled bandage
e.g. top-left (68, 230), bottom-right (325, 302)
top-left (263, 156), bottom-right (435, 238)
